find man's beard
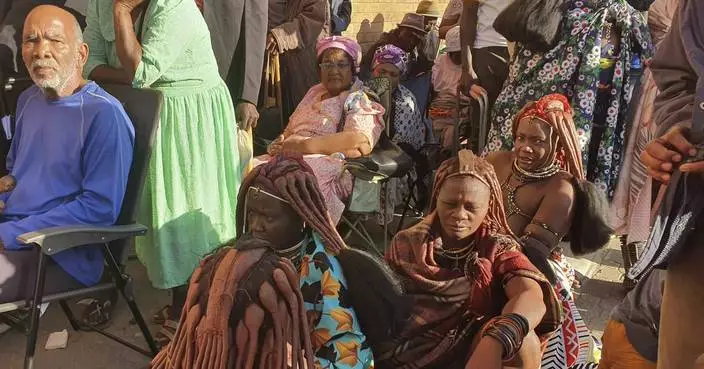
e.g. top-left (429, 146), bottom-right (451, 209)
top-left (30, 58), bottom-right (76, 94)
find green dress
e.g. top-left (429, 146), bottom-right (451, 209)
top-left (84, 0), bottom-right (243, 289)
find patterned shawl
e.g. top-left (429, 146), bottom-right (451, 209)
top-left (381, 215), bottom-right (561, 369)
top-left (380, 151), bottom-right (561, 369)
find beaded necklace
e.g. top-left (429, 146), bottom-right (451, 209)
top-left (501, 159), bottom-right (560, 220)
top-left (434, 239), bottom-right (477, 272)
top-left (275, 235), bottom-right (309, 271)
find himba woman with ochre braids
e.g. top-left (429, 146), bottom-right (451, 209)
top-left (152, 155), bottom-right (378, 369)
top-left (379, 150), bottom-right (561, 369)
top-left (487, 93), bottom-right (609, 369)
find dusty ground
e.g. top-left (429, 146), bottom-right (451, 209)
top-left (0, 238), bottom-right (628, 369)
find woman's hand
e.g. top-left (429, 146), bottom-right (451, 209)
top-left (114, 0), bottom-right (148, 12)
top-left (267, 134), bottom-right (285, 156)
top-left (281, 135), bottom-right (308, 153)
top-left (465, 336), bottom-right (503, 369)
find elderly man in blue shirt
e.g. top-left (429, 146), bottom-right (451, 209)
top-left (0, 4), bottom-right (134, 303)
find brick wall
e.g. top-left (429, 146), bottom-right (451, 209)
top-left (342, 0), bottom-right (450, 52)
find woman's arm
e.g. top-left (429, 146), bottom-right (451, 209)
top-left (460, 0), bottom-right (479, 76)
top-left (282, 91), bottom-right (385, 158)
top-left (465, 276), bottom-right (546, 369)
top-left (112, 3), bottom-right (144, 82)
top-left (502, 276), bottom-right (547, 329)
top-left (283, 131), bottom-right (373, 158)
top-left (83, 0), bottom-right (127, 82)
top-left (524, 176), bottom-right (575, 248)
top-left (89, 65), bottom-right (132, 85)
top-left (112, 0), bottom-right (194, 88)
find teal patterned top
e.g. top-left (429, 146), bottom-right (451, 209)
top-left (299, 233), bottom-right (374, 369)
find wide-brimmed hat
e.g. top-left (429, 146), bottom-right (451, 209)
top-left (397, 13), bottom-right (428, 34)
top-left (415, 0), bottom-right (442, 18)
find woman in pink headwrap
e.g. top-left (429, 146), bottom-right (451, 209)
top-left (256, 36), bottom-right (385, 225)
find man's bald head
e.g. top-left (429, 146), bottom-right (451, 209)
top-left (22, 5), bottom-right (88, 99)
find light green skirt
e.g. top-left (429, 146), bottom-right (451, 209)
top-left (136, 81), bottom-right (241, 289)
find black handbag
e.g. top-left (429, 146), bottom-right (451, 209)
top-left (338, 78), bottom-right (413, 181)
top-left (493, 0), bottom-right (566, 52)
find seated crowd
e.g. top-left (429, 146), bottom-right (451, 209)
top-left (1, 0), bottom-right (688, 368)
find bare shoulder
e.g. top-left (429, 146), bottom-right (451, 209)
top-left (546, 172), bottom-right (576, 197)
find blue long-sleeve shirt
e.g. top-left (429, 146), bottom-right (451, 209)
top-left (0, 82), bottom-right (135, 286)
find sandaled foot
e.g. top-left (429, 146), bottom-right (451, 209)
top-left (154, 319), bottom-right (178, 348)
top-left (152, 305), bottom-right (173, 326)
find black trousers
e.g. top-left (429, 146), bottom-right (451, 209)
top-left (0, 249), bottom-right (82, 304)
top-left (471, 46), bottom-right (510, 111)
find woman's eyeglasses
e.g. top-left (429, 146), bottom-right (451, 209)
top-left (319, 62), bottom-right (352, 71)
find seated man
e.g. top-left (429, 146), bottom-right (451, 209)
top-left (0, 5), bottom-right (134, 303)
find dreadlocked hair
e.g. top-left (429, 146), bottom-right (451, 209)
top-left (512, 95), bottom-right (613, 255)
top-left (430, 150), bottom-right (516, 238)
top-left (236, 154), bottom-right (347, 255)
top-left (151, 234), bottom-right (315, 369)
top-left (512, 94), bottom-right (585, 180)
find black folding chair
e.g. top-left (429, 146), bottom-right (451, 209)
top-left (0, 83), bottom-right (162, 369)
top-left (340, 77), bottom-right (413, 255)
top-left (455, 91), bottom-right (489, 156)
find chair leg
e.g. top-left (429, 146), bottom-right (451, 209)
top-left (381, 181), bottom-right (388, 252)
top-left (104, 244), bottom-right (159, 357)
top-left (24, 252), bottom-right (48, 369)
top-left (396, 180), bottom-right (417, 234)
top-left (59, 300), bottom-right (81, 331)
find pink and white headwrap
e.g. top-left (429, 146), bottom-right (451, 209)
top-left (316, 36), bottom-right (363, 72)
top-left (371, 44), bottom-right (409, 75)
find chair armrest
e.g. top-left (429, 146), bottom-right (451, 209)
top-left (17, 224), bottom-right (148, 256)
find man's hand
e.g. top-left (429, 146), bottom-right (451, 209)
top-left (641, 125), bottom-right (700, 183)
top-left (459, 72), bottom-right (486, 99)
top-left (266, 34), bottom-right (279, 54)
top-left (236, 102), bottom-right (259, 131)
top-left (0, 175), bottom-right (16, 194)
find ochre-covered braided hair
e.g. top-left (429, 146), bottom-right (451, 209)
top-left (512, 93), bottom-right (585, 180)
top-left (430, 150), bottom-right (516, 238)
top-left (150, 235), bottom-right (315, 369)
top-left (235, 154), bottom-right (347, 255)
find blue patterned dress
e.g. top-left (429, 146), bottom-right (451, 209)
top-left (299, 233), bottom-right (374, 369)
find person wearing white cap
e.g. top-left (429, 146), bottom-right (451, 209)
top-left (429, 26), bottom-right (468, 152)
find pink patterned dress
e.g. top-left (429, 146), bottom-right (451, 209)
top-left (254, 81), bottom-right (384, 224)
